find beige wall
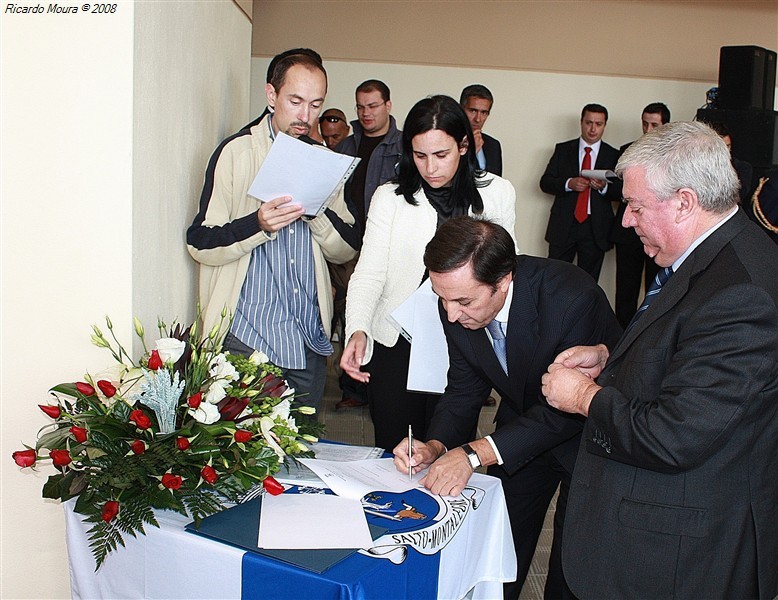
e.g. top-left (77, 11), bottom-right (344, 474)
top-left (1, 2), bottom-right (251, 598)
top-left (252, 0), bottom-right (778, 82)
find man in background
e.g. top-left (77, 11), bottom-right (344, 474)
top-left (395, 216), bottom-right (620, 600)
top-left (543, 121), bottom-right (778, 599)
top-left (319, 108), bottom-right (350, 149)
top-left (540, 103), bottom-right (620, 282)
top-left (460, 84), bottom-right (502, 175)
top-left (187, 53), bottom-right (358, 418)
top-left (332, 79), bottom-right (403, 409)
top-left (611, 102), bottom-right (669, 327)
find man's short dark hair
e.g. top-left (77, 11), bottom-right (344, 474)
top-left (356, 79), bottom-right (390, 102)
top-left (269, 53), bottom-right (327, 92)
top-left (265, 48), bottom-right (322, 83)
top-left (643, 102), bottom-right (671, 124)
top-left (460, 84), bottom-right (494, 107)
top-left (581, 103), bottom-right (608, 122)
top-left (424, 216), bottom-right (516, 288)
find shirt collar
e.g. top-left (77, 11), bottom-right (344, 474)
top-left (672, 206), bottom-right (738, 271)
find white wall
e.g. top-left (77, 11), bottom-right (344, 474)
top-left (1, 2), bottom-right (251, 597)
top-left (252, 58), bottom-right (712, 300)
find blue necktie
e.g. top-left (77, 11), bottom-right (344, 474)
top-left (627, 266), bottom-right (674, 332)
top-left (486, 320), bottom-right (508, 374)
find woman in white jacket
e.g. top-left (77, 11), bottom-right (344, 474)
top-left (341, 95), bottom-right (517, 450)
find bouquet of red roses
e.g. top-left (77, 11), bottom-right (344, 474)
top-left (12, 313), bottom-right (319, 568)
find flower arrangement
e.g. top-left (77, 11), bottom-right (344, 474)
top-left (12, 313), bottom-right (320, 568)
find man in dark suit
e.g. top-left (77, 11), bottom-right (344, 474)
top-left (540, 103), bottom-right (620, 282)
top-left (543, 121), bottom-right (778, 599)
top-left (460, 84), bottom-right (502, 175)
top-left (393, 216), bottom-right (620, 600)
top-left (611, 102), bottom-right (669, 327)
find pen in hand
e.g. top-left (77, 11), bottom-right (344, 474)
top-left (408, 425), bottom-right (413, 482)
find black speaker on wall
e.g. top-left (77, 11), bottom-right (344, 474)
top-left (718, 45), bottom-right (776, 110)
top-left (696, 108), bottom-right (778, 168)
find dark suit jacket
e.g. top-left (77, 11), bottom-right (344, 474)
top-left (425, 256), bottom-right (621, 474)
top-left (563, 209), bottom-right (778, 599)
top-left (482, 133), bottom-right (502, 177)
top-left (540, 138), bottom-right (620, 251)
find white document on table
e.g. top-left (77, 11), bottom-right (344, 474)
top-left (276, 443), bottom-right (385, 487)
top-left (581, 168), bottom-right (618, 181)
top-left (258, 493), bottom-right (373, 549)
top-left (248, 132), bottom-right (360, 217)
top-left (388, 279), bottom-right (449, 393)
top-left (298, 457), bottom-right (425, 500)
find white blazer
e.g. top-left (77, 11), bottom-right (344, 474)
top-left (345, 174), bottom-right (518, 363)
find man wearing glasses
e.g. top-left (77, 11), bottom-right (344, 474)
top-left (333, 79), bottom-right (403, 409)
top-left (319, 109), bottom-right (350, 149)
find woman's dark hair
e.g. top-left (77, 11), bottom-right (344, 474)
top-left (395, 95), bottom-right (488, 210)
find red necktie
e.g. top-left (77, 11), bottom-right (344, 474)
top-left (575, 147), bottom-right (592, 223)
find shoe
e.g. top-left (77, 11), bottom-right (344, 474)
top-left (336, 396), bottom-right (368, 410)
top-left (483, 396), bottom-right (497, 407)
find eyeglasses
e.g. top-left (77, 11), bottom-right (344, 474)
top-left (356, 101), bottom-right (386, 113)
top-left (319, 115), bottom-right (345, 124)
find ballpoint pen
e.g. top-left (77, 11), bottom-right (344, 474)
top-left (407, 424), bottom-right (413, 481)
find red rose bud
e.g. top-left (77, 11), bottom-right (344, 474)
top-left (234, 429), bottom-right (252, 443)
top-left (129, 409), bottom-right (152, 430)
top-left (201, 465), bottom-right (218, 484)
top-left (75, 382), bottom-right (96, 396)
top-left (147, 350), bottom-right (163, 370)
top-left (39, 404), bottom-right (62, 419)
top-left (130, 439), bottom-right (146, 455)
top-left (101, 500), bottom-right (119, 522)
top-left (263, 476), bottom-right (284, 496)
top-left (97, 379), bottom-right (117, 398)
top-left (70, 426), bottom-right (88, 444)
top-left (49, 449), bottom-right (72, 467)
top-left (187, 392), bottom-right (203, 409)
top-left (176, 437), bottom-right (190, 451)
top-left (161, 472), bottom-right (183, 490)
top-left (12, 449), bottom-right (37, 468)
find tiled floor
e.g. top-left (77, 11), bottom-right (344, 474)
top-left (320, 355), bottom-right (552, 600)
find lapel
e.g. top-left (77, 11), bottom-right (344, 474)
top-left (566, 139), bottom-right (580, 176)
top-left (594, 142), bottom-right (614, 169)
top-left (608, 209), bottom-right (748, 363)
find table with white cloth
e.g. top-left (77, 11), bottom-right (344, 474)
top-left (65, 471), bottom-right (516, 600)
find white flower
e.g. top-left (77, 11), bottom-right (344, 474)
top-left (155, 338), bottom-right (186, 364)
top-left (204, 380), bottom-right (228, 404)
top-left (260, 416), bottom-right (286, 459)
top-left (209, 354), bottom-right (238, 382)
top-left (189, 401), bottom-right (220, 424)
top-left (281, 386), bottom-right (295, 398)
top-left (297, 405), bottom-right (315, 415)
top-left (269, 398), bottom-right (291, 422)
top-left (248, 350), bottom-right (269, 365)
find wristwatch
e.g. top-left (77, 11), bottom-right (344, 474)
top-left (460, 443), bottom-right (481, 470)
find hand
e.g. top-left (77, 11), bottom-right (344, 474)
top-left (589, 178), bottom-right (606, 191)
top-left (257, 196), bottom-right (304, 233)
top-left (472, 129), bottom-right (484, 154)
top-left (542, 362), bottom-right (601, 416)
top-left (340, 331), bottom-right (370, 383)
top-left (552, 344), bottom-right (609, 379)
top-left (420, 447), bottom-right (475, 497)
top-left (568, 176), bottom-right (591, 192)
top-left (393, 439), bottom-right (443, 476)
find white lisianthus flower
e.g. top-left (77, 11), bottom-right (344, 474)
top-left (248, 350), bottom-right (269, 365)
top-left (118, 367), bottom-right (144, 404)
top-left (209, 353), bottom-right (238, 382)
top-left (204, 380), bottom-right (228, 404)
top-left (189, 401), bottom-right (220, 424)
top-left (260, 416), bottom-right (286, 459)
top-left (155, 338), bottom-right (186, 364)
top-left (269, 398), bottom-right (291, 422)
top-left (281, 386), bottom-right (295, 398)
top-left (297, 405), bottom-right (316, 415)
top-left (302, 434), bottom-right (318, 443)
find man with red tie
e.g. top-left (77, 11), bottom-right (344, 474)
top-left (540, 104), bottom-right (621, 282)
